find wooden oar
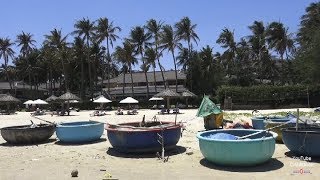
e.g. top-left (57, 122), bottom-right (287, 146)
top-left (237, 120), bottom-right (296, 140)
top-left (31, 116), bottom-right (56, 125)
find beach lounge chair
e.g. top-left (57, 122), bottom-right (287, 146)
top-left (173, 108), bottom-right (180, 114)
top-left (90, 110), bottom-right (106, 117)
top-left (115, 108), bottom-right (124, 115)
top-left (127, 109), bottom-right (138, 115)
top-left (158, 108), bottom-right (167, 114)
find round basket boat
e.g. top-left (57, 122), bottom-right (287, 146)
top-left (105, 121), bottom-right (182, 153)
top-left (282, 126), bottom-right (320, 157)
top-left (251, 116), bottom-right (289, 130)
top-left (197, 129), bottom-right (277, 166)
top-left (56, 121), bottom-right (104, 143)
top-left (1, 124), bottom-right (55, 144)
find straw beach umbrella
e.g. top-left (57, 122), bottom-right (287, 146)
top-left (181, 90), bottom-right (197, 107)
top-left (58, 91), bottom-right (81, 115)
top-left (154, 89), bottom-right (180, 109)
top-left (0, 94), bottom-right (20, 114)
top-left (46, 95), bottom-right (58, 102)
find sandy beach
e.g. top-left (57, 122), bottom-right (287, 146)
top-left (0, 108), bottom-right (319, 180)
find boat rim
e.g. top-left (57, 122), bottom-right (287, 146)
top-left (56, 120), bottom-right (103, 128)
top-left (1, 123), bottom-right (55, 130)
top-left (281, 127), bottom-right (320, 134)
top-left (197, 129), bottom-right (278, 142)
top-left (105, 121), bottom-right (183, 132)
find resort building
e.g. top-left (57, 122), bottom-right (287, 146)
top-left (102, 70), bottom-right (189, 101)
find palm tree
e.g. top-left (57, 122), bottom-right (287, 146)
top-left (16, 32), bottom-right (36, 90)
top-left (72, 36), bottom-right (86, 97)
top-left (159, 25), bottom-right (182, 92)
top-left (73, 18), bottom-right (96, 98)
top-left (95, 17), bottom-right (121, 94)
top-left (216, 28), bottom-right (237, 77)
top-left (145, 19), bottom-right (166, 89)
top-left (248, 21), bottom-right (269, 82)
top-left (144, 48), bottom-right (158, 92)
top-left (114, 41), bottom-right (137, 97)
top-left (127, 26), bottom-right (152, 98)
top-left (266, 22), bottom-right (295, 61)
top-left (177, 48), bottom-right (190, 71)
top-left (44, 29), bottom-right (69, 91)
top-left (0, 38), bottom-right (15, 90)
top-left (175, 17), bottom-right (200, 54)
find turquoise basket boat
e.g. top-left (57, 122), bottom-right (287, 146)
top-left (56, 121), bottom-right (104, 143)
top-left (251, 116), bottom-right (290, 130)
top-left (197, 129), bottom-right (277, 166)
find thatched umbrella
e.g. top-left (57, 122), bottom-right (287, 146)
top-left (154, 89), bottom-right (180, 109)
top-left (58, 91), bottom-right (81, 115)
top-left (181, 90), bottom-right (197, 107)
top-left (0, 94), bottom-right (20, 114)
top-left (46, 95), bottom-right (58, 102)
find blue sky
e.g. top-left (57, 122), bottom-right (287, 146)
top-left (0, 0), bottom-right (316, 70)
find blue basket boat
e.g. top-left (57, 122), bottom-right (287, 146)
top-left (105, 121), bottom-right (182, 153)
top-left (56, 121), bottom-right (104, 143)
top-left (197, 129), bottom-right (277, 166)
top-left (282, 126), bottom-right (320, 157)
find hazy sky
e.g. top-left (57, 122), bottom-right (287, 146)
top-left (1, 0), bottom-right (316, 70)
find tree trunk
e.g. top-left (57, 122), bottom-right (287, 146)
top-left (107, 38), bottom-right (111, 94)
top-left (141, 52), bottom-right (149, 98)
top-left (153, 66), bottom-right (157, 93)
top-left (155, 40), bottom-right (166, 89)
top-left (86, 39), bottom-right (93, 99)
top-left (171, 50), bottom-right (178, 92)
top-left (80, 57), bottom-right (84, 98)
top-left (122, 70), bottom-right (126, 98)
top-left (130, 65), bottom-right (134, 97)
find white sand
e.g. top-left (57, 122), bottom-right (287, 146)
top-left (0, 108), bottom-right (319, 180)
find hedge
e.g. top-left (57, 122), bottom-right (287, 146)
top-left (216, 85), bottom-right (320, 107)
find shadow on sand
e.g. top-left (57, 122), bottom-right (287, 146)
top-left (0, 138), bottom-right (57, 146)
top-left (54, 138), bottom-right (107, 146)
top-left (285, 151), bottom-right (320, 163)
top-left (106, 145), bottom-right (186, 159)
top-left (199, 158), bottom-right (284, 172)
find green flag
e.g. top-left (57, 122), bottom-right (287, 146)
top-left (196, 96), bottom-right (222, 117)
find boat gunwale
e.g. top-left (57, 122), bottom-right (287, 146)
top-left (281, 127), bottom-right (320, 134)
top-left (56, 121), bottom-right (103, 128)
top-left (197, 129), bottom-right (277, 142)
top-left (105, 121), bottom-right (183, 132)
top-left (1, 124), bottom-right (55, 130)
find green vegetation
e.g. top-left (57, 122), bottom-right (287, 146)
top-left (0, 2), bottom-right (319, 104)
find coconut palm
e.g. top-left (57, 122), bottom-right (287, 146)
top-left (216, 28), bottom-right (237, 77)
top-left (95, 17), bottom-right (121, 93)
top-left (16, 32), bottom-right (36, 90)
top-left (114, 41), bottom-right (137, 97)
top-left (44, 28), bottom-right (69, 90)
top-left (175, 17), bottom-right (199, 54)
top-left (159, 25), bottom-right (182, 92)
top-left (177, 48), bottom-right (189, 71)
top-left (127, 26), bottom-right (152, 98)
top-left (0, 38), bottom-right (15, 90)
top-left (145, 19), bottom-right (166, 88)
top-left (266, 22), bottom-right (295, 61)
top-left (144, 48), bottom-right (158, 92)
top-left (73, 18), bottom-right (96, 98)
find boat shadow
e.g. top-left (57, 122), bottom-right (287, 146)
top-left (285, 151), bottom-right (320, 163)
top-left (106, 145), bottom-right (186, 159)
top-left (199, 158), bottom-right (284, 172)
top-left (0, 138), bottom-right (57, 146)
top-left (54, 138), bottom-right (107, 146)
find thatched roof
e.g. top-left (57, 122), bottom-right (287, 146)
top-left (154, 89), bottom-right (180, 98)
top-left (58, 91), bottom-right (81, 101)
top-left (181, 90), bottom-right (197, 97)
top-left (46, 95), bottom-right (58, 102)
top-left (0, 94), bottom-right (20, 103)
